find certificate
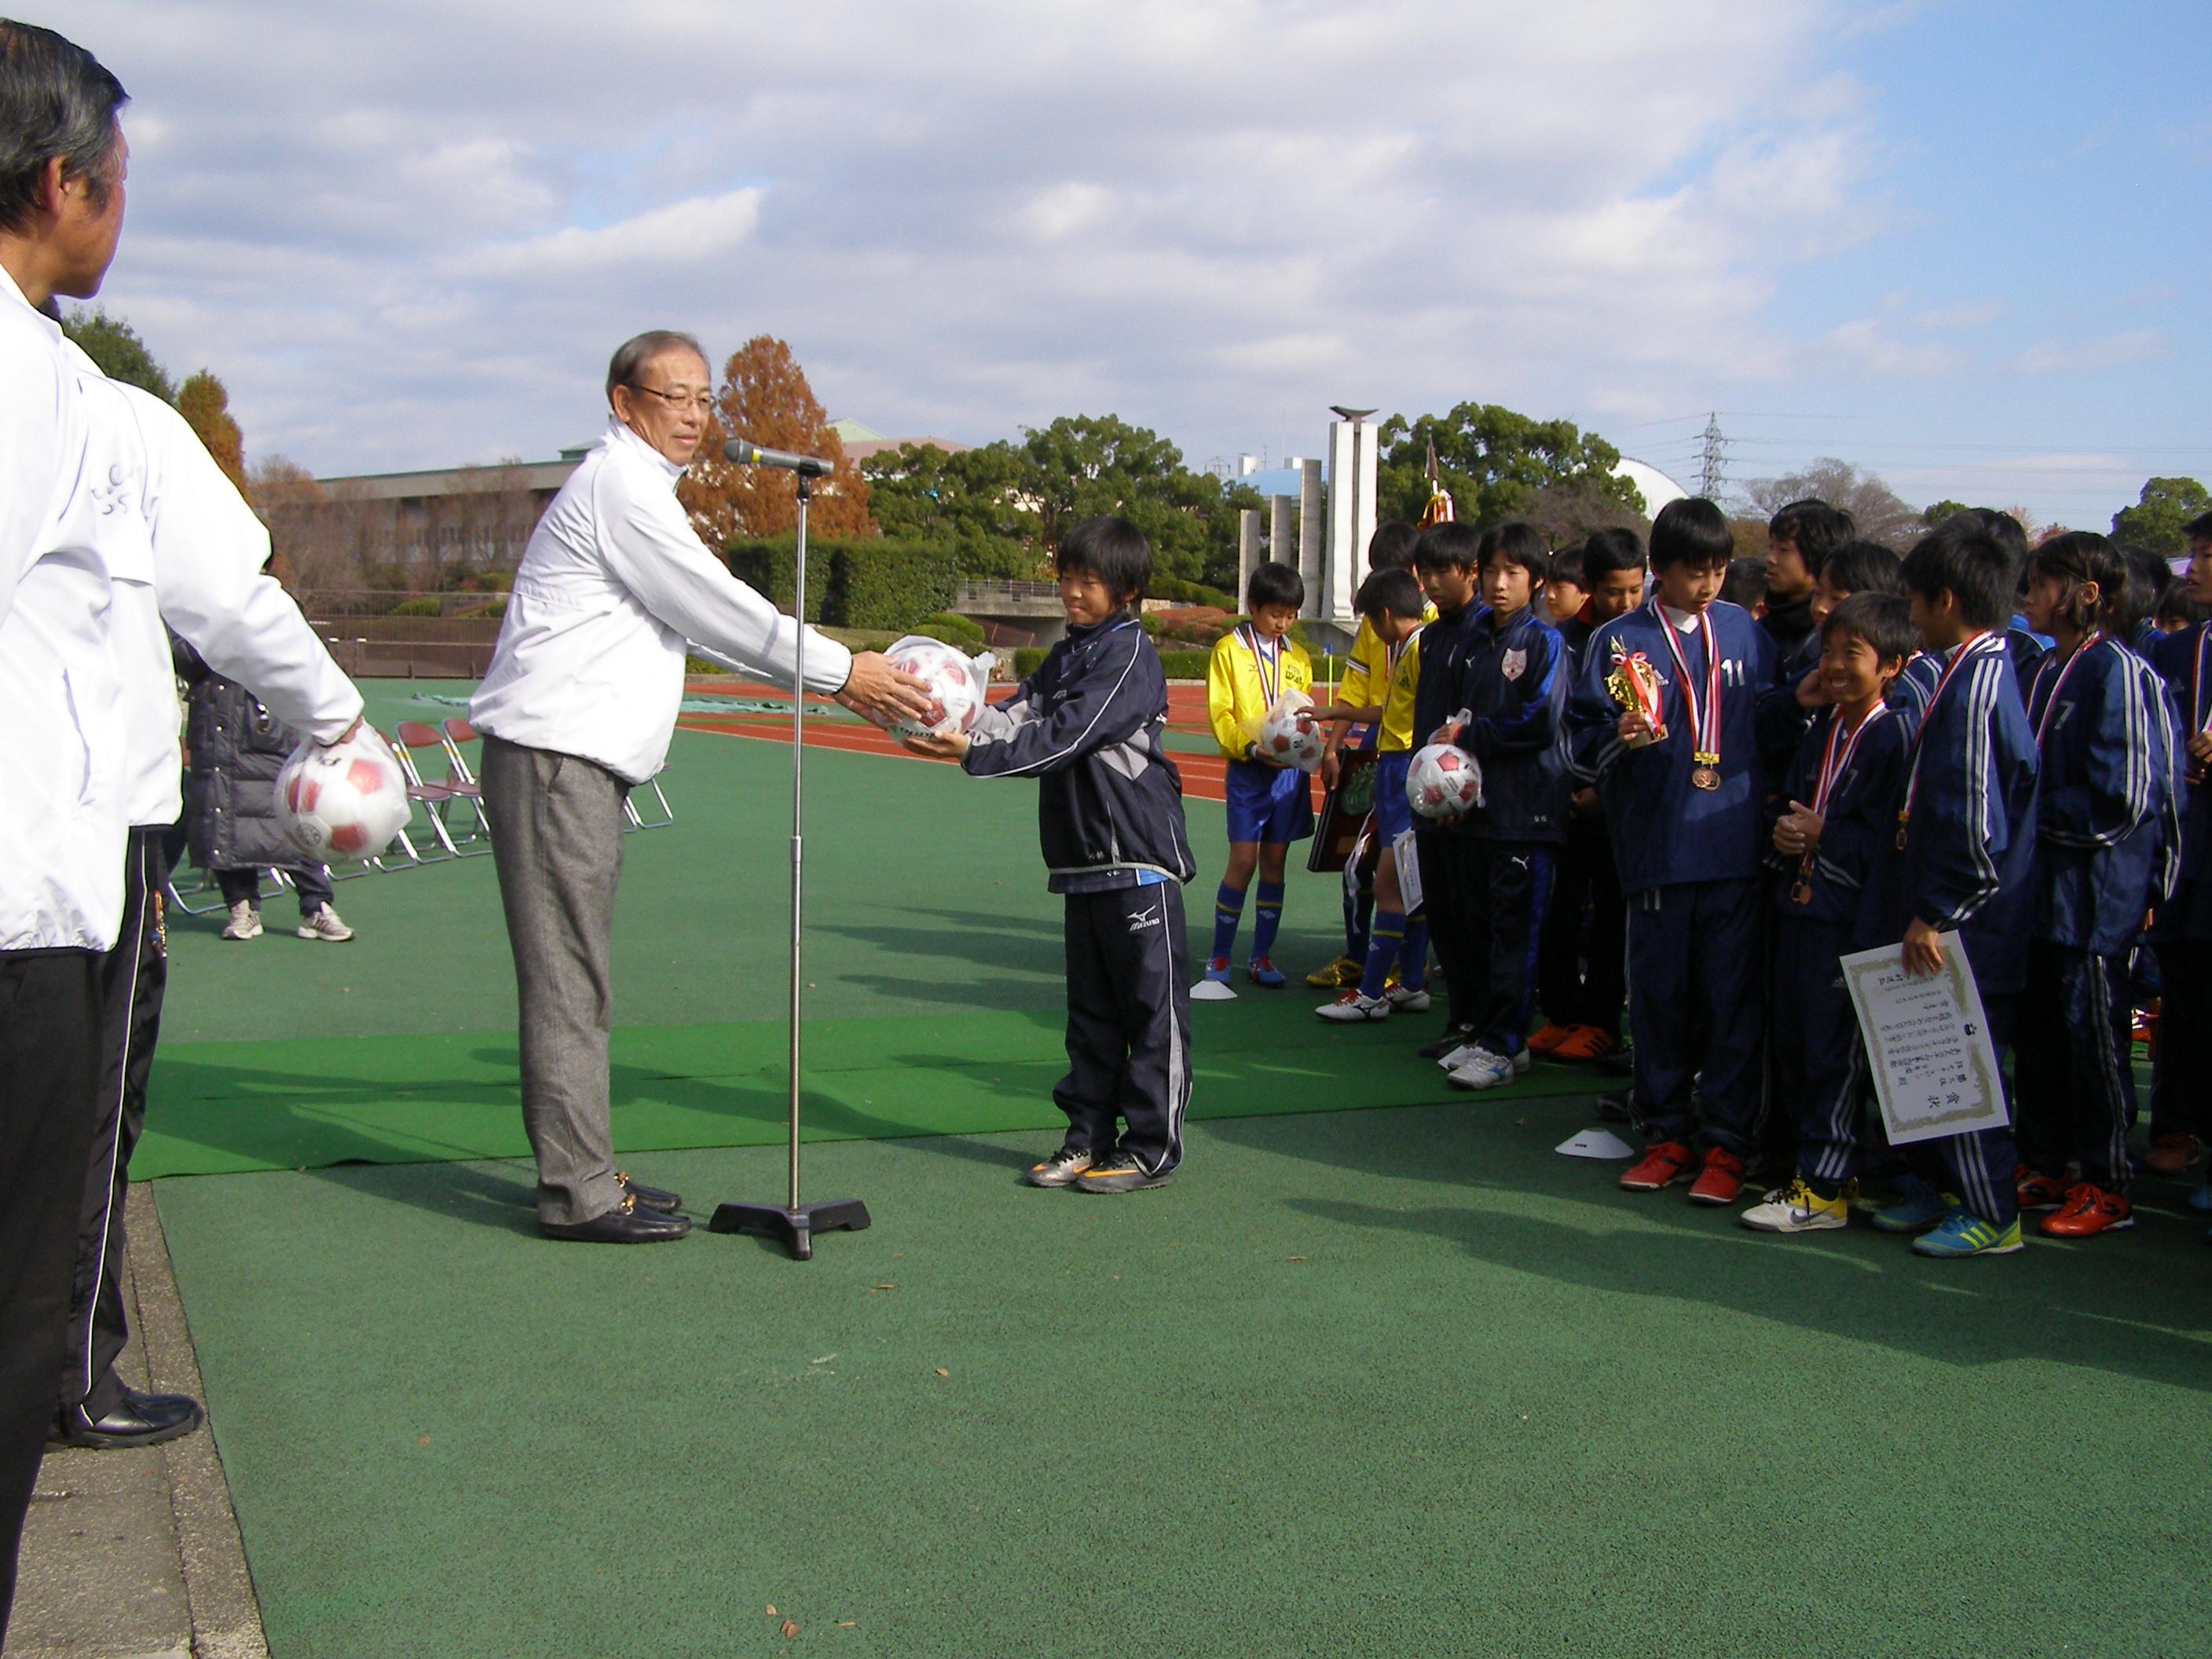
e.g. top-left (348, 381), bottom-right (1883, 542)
top-left (1839, 933), bottom-right (2009, 1147)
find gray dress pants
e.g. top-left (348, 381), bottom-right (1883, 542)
top-left (481, 734), bottom-right (631, 1225)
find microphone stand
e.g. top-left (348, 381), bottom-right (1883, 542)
top-left (710, 469), bottom-right (870, 1260)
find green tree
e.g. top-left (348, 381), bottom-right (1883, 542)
top-left (1923, 498), bottom-right (1970, 529)
top-left (1376, 404), bottom-right (1640, 529)
top-left (861, 441), bottom-right (1040, 577)
top-left (60, 306), bottom-right (176, 402)
top-left (2111, 477), bottom-right (2212, 557)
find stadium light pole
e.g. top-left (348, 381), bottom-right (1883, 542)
top-left (709, 446), bottom-right (871, 1261)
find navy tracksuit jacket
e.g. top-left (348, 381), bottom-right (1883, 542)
top-left (1568, 598), bottom-right (1774, 1152)
top-left (2149, 622), bottom-right (2212, 1141)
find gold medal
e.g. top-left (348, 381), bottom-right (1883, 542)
top-left (1690, 755), bottom-right (1720, 791)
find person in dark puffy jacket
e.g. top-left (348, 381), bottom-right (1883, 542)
top-left (174, 635), bottom-right (353, 942)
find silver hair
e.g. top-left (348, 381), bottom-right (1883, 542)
top-left (606, 330), bottom-right (709, 399)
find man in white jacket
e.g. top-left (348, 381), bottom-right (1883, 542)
top-left (0, 20), bottom-right (132, 1643)
top-left (471, 330), bottom-right (928, 1242)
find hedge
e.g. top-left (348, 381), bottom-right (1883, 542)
top-left (722, 536), bottom-right (959, 632)
top-left (918, 611), bottom-right (986, 647)
top-left (1149, 574), bottom-right (1236, 610)
top-left (1009, 646), bottom-right (1208, 681)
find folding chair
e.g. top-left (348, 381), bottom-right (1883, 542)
top-left (399, 719), bottom-right (492, 855)
top-left (384, 724), bottom-right (464, 862)
top-left (167, 864), bottom-right (295, 915)
top-left (626, 756), bottom-right (675, 831)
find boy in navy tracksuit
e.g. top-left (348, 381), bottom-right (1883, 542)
top-left (912, 516), bottom-right (1198, 1194)
top-left (2147, 518), bottom-right (2212, 1207)
top-left (2012, 533), bottom-right (2183, 1237)
top-left (1568, 498), bottom-right (1775, 1203)
top-left (1532, 526), bottom-right (1646, 1061)
top-left (1433, 523), bottom-right (1572, 1092)
top-left (1740, 594), bottom-right (1912, 1233)
top-left (1858, 521), bottom-right (2041, 1256)
top-left (1407, 522), bottom-right (1491, 1060)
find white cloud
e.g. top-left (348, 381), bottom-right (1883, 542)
top-left (2012, 330), bottom-right (2171, 375)
top-left (68, 0), bottom-right (1904, 475)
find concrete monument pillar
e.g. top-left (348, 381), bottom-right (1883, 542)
top-left (1323, 408), bottom-right (1378, 628)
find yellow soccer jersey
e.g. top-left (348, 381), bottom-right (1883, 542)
top-left (1208, 624), bottom-right (1313, 760)
top-left (1340, 604), bottom-right (1435, 748)
top-left (1375, 627), bottom-right (1424, 752)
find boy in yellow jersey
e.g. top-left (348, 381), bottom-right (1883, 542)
top-left (1310, 522), bottom-right (1427, 987)
top-left (1205, 562), bottom-right (1313, 987)
top-left (1315, 568), bottom-right (1432, 1020)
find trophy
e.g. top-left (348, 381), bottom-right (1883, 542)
top-left (1606, 650), bottom-right (1668, 747)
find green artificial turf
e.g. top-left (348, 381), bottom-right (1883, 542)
top-left (154, 1101), bottom-right (2212, 1659)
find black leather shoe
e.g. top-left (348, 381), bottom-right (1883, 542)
top-left (540, 1193), bottom-right (690, 1243)
top-left (1416, 1025), bottom-right (1475, 1060)
top-left (616, 1171), bottom-right (682, 1213)
top-left (52, 1386), bottom-right (205, 1450)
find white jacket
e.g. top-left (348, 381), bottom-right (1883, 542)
top-left (471, 419), bottom-right (853, 785)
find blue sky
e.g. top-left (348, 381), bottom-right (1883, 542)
top-left (51, 0), bottom-right (2211, 529)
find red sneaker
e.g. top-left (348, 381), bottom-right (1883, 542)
top-left (1686, 1146), bottom-right (1746, 1207)
top-left (2015, 1167), bottom-right (2071, 1210)
top-left (2144, 1132), bottom-right (2205, 1177)
top-left (1619, 1141), bottom-right (1696, 1192)
top-left (1527, 1022), bottom-right (1573, 1056)
top-left (1551, 1025), bottom-right (1621, 1063)
top-left (2040, 1183), bottom-right (2134, 1237)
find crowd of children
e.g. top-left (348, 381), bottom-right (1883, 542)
top-left (916, 501), bottom-right (2212, 1251)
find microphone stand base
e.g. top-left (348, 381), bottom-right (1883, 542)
top-left (709, 1197), bottom-right (871, 1262)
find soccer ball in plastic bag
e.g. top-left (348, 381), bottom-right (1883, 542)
top-left (275, 729), bottom-right (411, 861)
top-left (1257, 694), bottom-right (1328, 773)
top-left (1406, 742), bottom-right (1483, 819)
top-left (871, 636), bottom-right (989, 743)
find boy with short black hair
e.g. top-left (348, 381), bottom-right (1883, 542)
top-left (2012, 533), bottom-right (2183, 1237)
top-left (1765, 499), bottom-right (1855, 675)
top-left (1721, 557), bottom-right (1767, 619)
top-left (1408, 522), bottom-right (1490, 1059)
top-left (1205, 561), bottom-right (1313, 989)
top-left (1543, 541), bottom-right (1588, 628)
top-left (1569, 498), bottom-right (1775, 1202)
top-left (1859, 526), bottom-right (2041, 1254)
top-left (1436, 524), bottom-right (1572, 1090)
top-left (1532, 526), bottom-right (1644, 1061)
top-left (914, 516), bottom-right (1197, 1193)
top-left (1740, 593), bottom-right (1913, 1232)
top-left (2147, 512), bottom-right (2212, 1203)
top-left (1315, 567), bottom-right (1432, 1021)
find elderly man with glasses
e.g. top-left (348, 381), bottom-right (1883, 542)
top-left (470, 329), bottom-right (929, 1243)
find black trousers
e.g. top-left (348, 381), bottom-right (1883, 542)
top-left (1415, 826), bottom-right (1480, 1031)
top-left (2151, 932), bottom-right (2212, 1140)
top-left (1456, 840), bottom-right (1555, 1057)
top-left (1055, 884), bottom-right (1192, 1177)
top-left (61, 829), bottom-right (170, 1425)
top-left (1, 949), bottom-right (102, 1647)
top-left (1534, 828), bottom-right (1625, 1035)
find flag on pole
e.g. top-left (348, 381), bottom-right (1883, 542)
top-left (1419, 436), bottom-right (1455, 527)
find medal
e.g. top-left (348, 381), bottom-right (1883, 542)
top-left (1656, 604), bottom-right (1726, 788)
top-left (1790, 878), bottom-right (1813, 906)
top-left (1793, 701), bottom-right (1888, 905)
top-left (1244, 624), bottom-right (1282, 707)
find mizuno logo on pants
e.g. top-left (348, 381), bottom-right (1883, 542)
top-left (1127, 910), bottom-right (1162, 932)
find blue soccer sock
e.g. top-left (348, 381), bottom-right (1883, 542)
top-left (1210, 881), bottom-right (1247, 964)
top-left (1251, 879), bottom-right (1287, 962)
top-left (1397, 914), bottom-right (1430, 991)
top-left (1360, 908), bottom-right (1405, 999)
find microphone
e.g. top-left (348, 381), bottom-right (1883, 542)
top-left (723, 437), bottom-right (833, 477)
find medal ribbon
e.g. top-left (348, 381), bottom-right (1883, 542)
top-left (1899, 632), bottom-right (1997, 842)
top-left (1244, 624), bottom-right (1282, 707)
top-left (2030, 632), bottom-right (2102, 749)
top-left (1656, 606), bottom-right (1723, 767)
top-left (1812, 701), bottom-right (1888, 818)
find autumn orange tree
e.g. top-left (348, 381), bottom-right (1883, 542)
top-left (178, 370), bottom-right (247, 491)
top-left (678, 335), bottom-right (876, 544)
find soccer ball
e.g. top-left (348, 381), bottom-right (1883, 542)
top-left (1406, 742), bottom-right (1483, 819)
top-left (275, 730), bottom-right (411, 861)
top-left (877, 639), bottom-right (984, 743)
top-left (1258, 700), bottom-right (1328, 772)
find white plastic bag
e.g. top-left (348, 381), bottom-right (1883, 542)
top-left (1252, 690), bottom-right (1328, 773)
top-left (866, 635), bottom-right (997, 742)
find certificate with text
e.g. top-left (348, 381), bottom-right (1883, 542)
top-left (1840, 934), bottom-right (2009, 1147)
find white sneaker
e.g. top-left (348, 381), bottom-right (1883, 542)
top-left (1384, 984), bottom-right (1432, 1013)
top-left (1446, 1048), bottom-right (1514, 1090)
top-left (1441, 1042), bottom-right (1533, 1075)
top-left (297, 906), bottom-right (354, 943)
top-left (1512, 1046), bottom-right (1531, 1075)
top-left (222, 900), bottom-right (262, 941)
top-left (1740, 1178), bottom-right (1850, 1234)
top-left (1317, 991), bottom-right (1390, 1023)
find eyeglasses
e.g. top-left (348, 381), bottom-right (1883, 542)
top-left (628, 385), bottom-right (716, 415)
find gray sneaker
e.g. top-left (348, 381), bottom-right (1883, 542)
top-left (221, 900), bottom-right (262, 941)
top-left (297, 905), bottom-right (354, 943)
top-left (1025, 1145), bottom-right (1096, 1188)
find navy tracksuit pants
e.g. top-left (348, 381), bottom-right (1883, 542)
top-left (2015, 940), bottom-right (2137, 1191)
top-left (2150, 932), bottom-right (2212, 1143)
top-left (1770, 912), bottom-right (1864, 1189)
top-left (1056, 883), bottom-right (1192, 1177)
top-left (1535, 828), bottom-right (1626, 1036)
top-left (1878, 992), bottom-right (2021, 1227)
top-left (1626, 877), bottom-right (1763, 1155)
top-left (1435, 840), bottom-right (1552, 1057)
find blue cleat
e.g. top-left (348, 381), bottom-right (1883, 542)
top-left (2189, 1177), bottom-right (2212, 1214)
top-left (1202, 955), bottom-right (1233, 986)
top-left (1247, 956), bottom-right (1287, 988)
top-left (1869, 1177), bottom-right (1959, 1234)
top-left (1912, 1208), bottom-right (2024, 1258)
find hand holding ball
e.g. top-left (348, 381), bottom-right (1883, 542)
top-left (860, 636), bottom-right (991, 743)
top-left (1407, 742), bottom-right (1484, 819)
top-left (275, 727), bottom-right (411, 861)
top-left (1255, 692), bottom-right (1328, 773)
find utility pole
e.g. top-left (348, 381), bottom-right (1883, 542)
top-left (1697, 412), bottom-right (1730, 501)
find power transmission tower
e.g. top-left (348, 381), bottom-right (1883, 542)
top-left (1697, 412), bottom-right (1730, 500)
